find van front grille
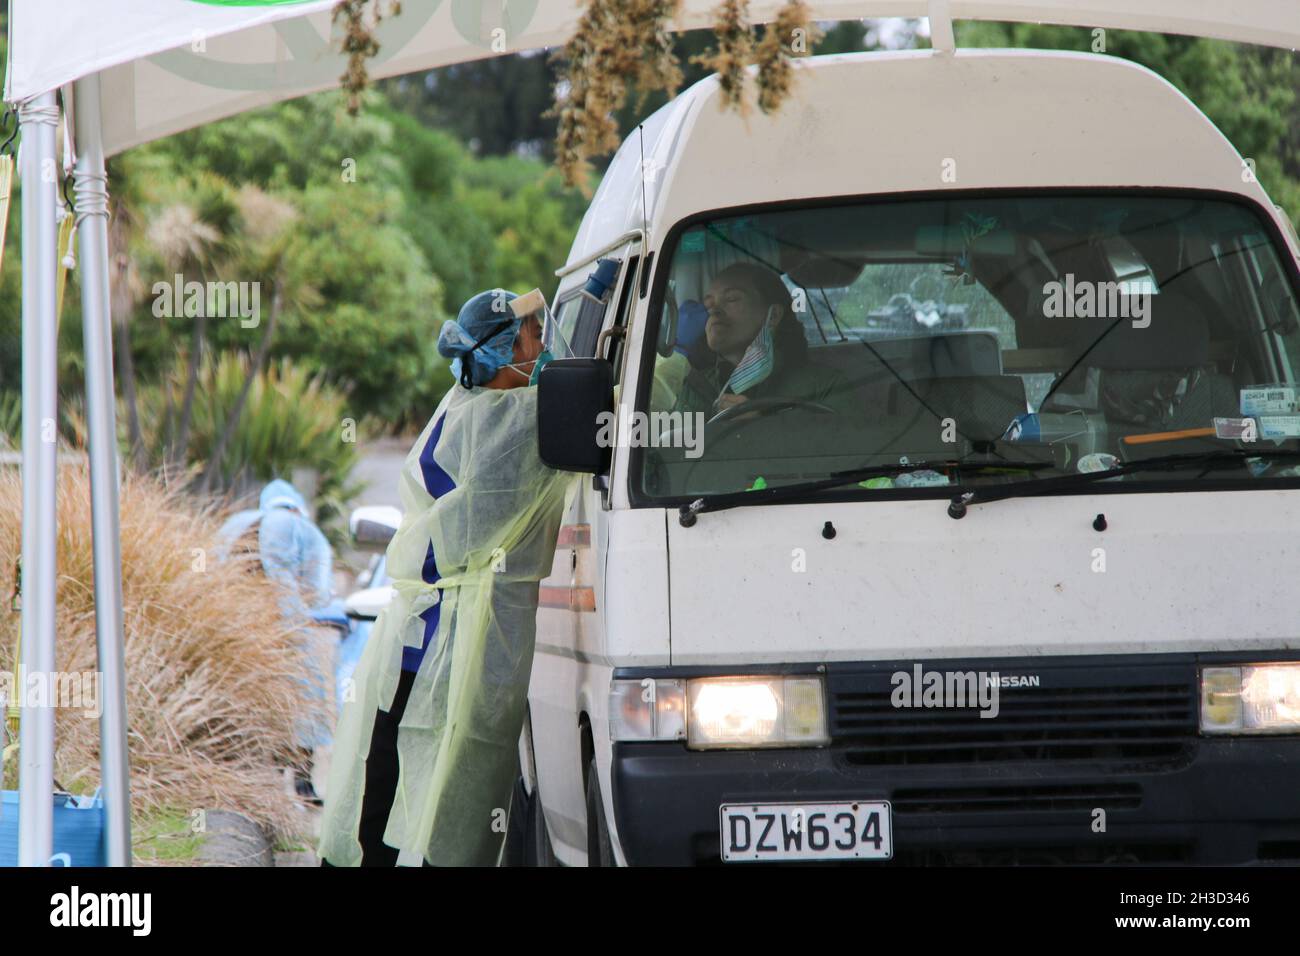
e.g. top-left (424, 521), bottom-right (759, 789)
top-left (892, 781), bottom-right (1143, 814)
top-left (828, 658), bottom-right (1197, 766)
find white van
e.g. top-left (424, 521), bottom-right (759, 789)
top-left (521, 46), bottom-right (1300, 866)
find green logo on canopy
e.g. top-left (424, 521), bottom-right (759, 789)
top-left (160, 0), bottom-right (538, 91)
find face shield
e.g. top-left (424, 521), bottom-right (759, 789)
top-left (509, 288), bottom-right (573, 384)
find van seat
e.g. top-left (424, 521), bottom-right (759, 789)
top-left (872, 375), bottom-right (1029, 455)
top-left (810, 331), bottom-right (1006, 428)
top-left (810, 330), bottom-right (1003, 380)
top-left (1041, 285), bottom-right (1238, 454)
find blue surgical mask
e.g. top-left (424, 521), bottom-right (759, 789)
top-left (528, 348), bottom-right (555, 386)
top-left (722, 305), bottom-right (780, 396)
top-left (503, 348), bottom-right (555, 386)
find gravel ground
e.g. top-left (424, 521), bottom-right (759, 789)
top-left (274, 751), bottom-right (328, 867)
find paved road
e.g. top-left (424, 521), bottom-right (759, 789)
top-left (351, 436), bottom-right (410, 509)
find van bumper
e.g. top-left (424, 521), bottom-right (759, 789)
top-left (609, 738), bottom-right (1300, 865)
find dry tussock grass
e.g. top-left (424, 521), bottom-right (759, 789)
top-left (0, 469), bottom-right (328, 856)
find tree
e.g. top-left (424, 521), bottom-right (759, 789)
top-left (382, 52), bottom-right (558, 158)
top-left (379, 20), bottom-right (872, 166)
top-left (200, 187), bottom-right (320, 493)
top-left (956, 22), bottom-right (1300, 227)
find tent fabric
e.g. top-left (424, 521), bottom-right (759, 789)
top-left (7, 1), bottom-right (1300, 157)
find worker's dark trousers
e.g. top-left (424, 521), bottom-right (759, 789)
top-left (322, 667), bottom-right (430, 867)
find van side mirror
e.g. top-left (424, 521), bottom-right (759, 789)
top-left (537, 358), bottom-right (614, 474)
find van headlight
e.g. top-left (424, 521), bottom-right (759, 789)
top-left (610, 676), bottom-right (827, 749)
top-left (1200, 664), bottom-right (1300, 734)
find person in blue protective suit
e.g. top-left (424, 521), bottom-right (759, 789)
top-left (218, 479), bottom-right (335, 800)
top-left (218, 479), bottom-right (333, 612)
top-left (318, 288), bottom-right (576, 867)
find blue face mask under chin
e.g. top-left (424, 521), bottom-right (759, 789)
top-left (527, 349), bottom-right (555, 386)
top-left (503, 348), bottom-right (554, 386)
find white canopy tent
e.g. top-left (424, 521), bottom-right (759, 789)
top-left (8, 0), bottom-right (1300, 157)
top-left (4, 0), bottom-right (1299, 867)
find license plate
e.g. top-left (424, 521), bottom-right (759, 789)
top-left (719, 801), bottom-right (892, 862)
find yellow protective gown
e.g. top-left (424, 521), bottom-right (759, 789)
top-left (648, 350), bottom-right (692, 412)
top-left (318, 384), bottom-right (577, 866)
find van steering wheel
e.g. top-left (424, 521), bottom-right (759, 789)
top-left (670, 395), bottom-right (832, 486)
top-left (659, 398), bottom-right (836, 485)
top-left (705, 396), bottom-right (835, 429)
top-left (673, 397), bottom-right (835, 486)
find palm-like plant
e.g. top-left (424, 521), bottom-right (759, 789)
top-left (134, 353), bottom-right (364, 538)
top-left (200, 186), bottom-right (321, 493)
top-left (107, 196), bottom-right (150, 469)
top-left (144, 200), bottom-right (222, 471)
top-left (0, 391), bottom-right (19, 450)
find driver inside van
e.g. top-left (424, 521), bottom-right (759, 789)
top-left (659, 263), bottom-right (853, 420)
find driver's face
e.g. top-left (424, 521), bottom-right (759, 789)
top-left (703, 279), bottom-right (769, 361)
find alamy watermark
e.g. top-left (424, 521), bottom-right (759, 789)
top-left (596, 404), bottom-right (705, 459)
top-left (0, 669), bottom-right (103, 719)
top-left (1042, 273), bottom-right (1151, 329)
top-left (890, 664), bottom-right (1007, 719)
top-left (152, 274), bottom-right (261, 329)
top-left (50, 886), bottom-right (151, 936)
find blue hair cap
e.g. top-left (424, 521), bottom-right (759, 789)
top-left (437, 289), bottom-right (520, 388)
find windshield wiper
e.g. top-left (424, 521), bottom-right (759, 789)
top-left (945, 449), bottom-right (1300, 518)
top-left (676, 457), bottom-right (1054, 526)
top-left (676, 449), bottom-right (1300, 526)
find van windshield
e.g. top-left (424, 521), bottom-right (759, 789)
top-left (635, 194), bottom-right (1300, 502)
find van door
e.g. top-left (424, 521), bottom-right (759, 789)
top-left (531, 247), bottom-right (640, 862)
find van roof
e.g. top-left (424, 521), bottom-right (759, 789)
top-left (564, 48), bottom-right (1276, 273)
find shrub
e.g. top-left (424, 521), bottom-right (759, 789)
top-left (133, 353), bottom-right (366, 539)
top-left (0, 469), bottom-right (328, 854)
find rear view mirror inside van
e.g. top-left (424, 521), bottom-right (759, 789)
top-left (915, 224), bottom-right (1016, 257)
top-left (537, 358), bottom-right (615, 474)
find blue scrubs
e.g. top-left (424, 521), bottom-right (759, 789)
top-left (404, 412), bottom-right (454, 673)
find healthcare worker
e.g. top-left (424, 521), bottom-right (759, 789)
top-left (318, 289), bottom-right (575, 867)
top-left (218, 479), bottom-right (334, 611)
top-left (217, 479), bottom-right (335, 798)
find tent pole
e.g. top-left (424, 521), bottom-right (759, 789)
top-left (73, 73), bottom-right (132, 868)
top-left (17, 90), bottom-right (60, 868)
